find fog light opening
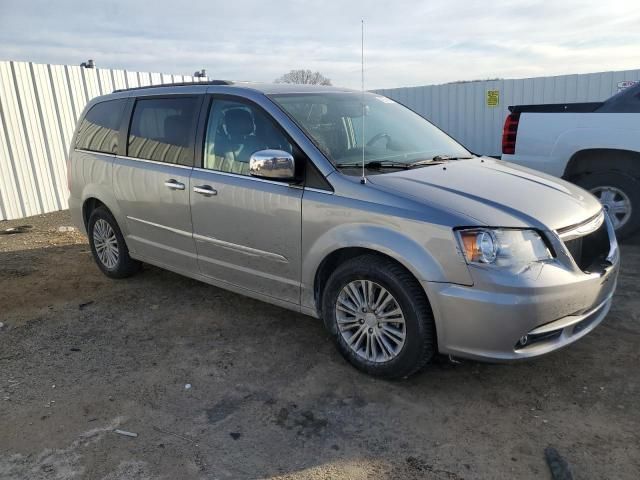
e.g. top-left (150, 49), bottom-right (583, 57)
top-left (514, 330), bottom-right (563, 350)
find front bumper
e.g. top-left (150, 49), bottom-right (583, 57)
top-left (426, 214), bottom-right (620, 362)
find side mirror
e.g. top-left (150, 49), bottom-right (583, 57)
top-left (249, 149), bottom-right (296, 181)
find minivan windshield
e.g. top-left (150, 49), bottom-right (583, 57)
top-left (270, 92), bottom-right (471, 170)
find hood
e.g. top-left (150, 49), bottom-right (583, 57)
top-left (367, 157), bottom-right (602, 231)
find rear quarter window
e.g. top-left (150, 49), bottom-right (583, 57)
top-left (75, 99), bottom-right (126, 154)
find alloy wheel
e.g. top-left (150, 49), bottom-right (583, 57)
top-left (93, 219), bottom-right (119, 269)
top-left (335, 280), bottom-right (406, 363)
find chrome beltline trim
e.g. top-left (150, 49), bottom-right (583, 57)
top-left (192, 167), bottom-right (292, 187)
top-left (116, 155), bottom-right (194, 170)
top-left (74, 148), bottom-right (116, 157)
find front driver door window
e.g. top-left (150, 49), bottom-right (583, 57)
top-left (203, 99), bottom-right (294, 175)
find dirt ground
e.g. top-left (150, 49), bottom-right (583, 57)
top-left (1, 210), bottom-right (638, 480)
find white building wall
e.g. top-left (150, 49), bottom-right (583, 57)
top-left (373, 68), bottom-right (640, 158)
top-left (0, 61), bottom-right (206, 221)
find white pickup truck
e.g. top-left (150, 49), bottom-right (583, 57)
top-left (501, 83), bottom-right (640, 239)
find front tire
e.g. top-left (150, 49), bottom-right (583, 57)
top-left (88, 207), bottom-right (140, 278)
top-left (574, 171), bottom-right (640, 240)
top-left (321, 254), bottom-right (436, 379)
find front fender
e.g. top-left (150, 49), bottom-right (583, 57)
top-left (300, 222), bottom-right (472, 312)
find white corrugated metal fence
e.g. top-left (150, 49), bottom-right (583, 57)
top-left (373, 68), bottom-right (640, 157)
top-left (0, 60), bottom-right (206, 221)
top-left (2, 62), bottom-right (639, 221)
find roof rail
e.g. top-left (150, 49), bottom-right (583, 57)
top-left (113, 80), bottom-right (233, 93)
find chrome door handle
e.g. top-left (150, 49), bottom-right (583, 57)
top-left (193, 185), bottom-right (217, 196)
top-left (164, 179), bottom-right (185, 190)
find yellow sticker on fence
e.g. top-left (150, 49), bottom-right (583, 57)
top-left (486, 90), bottom-right (500, 107)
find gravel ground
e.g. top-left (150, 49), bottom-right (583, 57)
top-left (1, 210), bottom-right (639, 479)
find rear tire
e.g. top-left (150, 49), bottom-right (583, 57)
top-left (574, 171), bottom-right (640, 240)
top-left (321, 254), bottom-right (436, 379)
top-left (88, 206), bottom-right (141, 278)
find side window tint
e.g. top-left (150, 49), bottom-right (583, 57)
top-left (75, 99), bottom-right (126, 154)
top-left (203, 99), bottom-right (293, 176)
top-left (128, 97), bottom-right (199, 165)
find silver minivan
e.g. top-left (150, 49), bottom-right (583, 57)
top-left (69, 81), bottom-right (619, 378)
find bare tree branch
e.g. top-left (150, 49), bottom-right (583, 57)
top-left (274, 69), bottom-right (332, 86)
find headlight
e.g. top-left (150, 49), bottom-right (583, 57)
top-left (456, 228), bottom-right (553, 270)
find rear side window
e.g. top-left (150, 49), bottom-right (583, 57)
top-left (75, 99), bottom-right (126, 154)
top-left (128, 96), bottom-right (200, 166)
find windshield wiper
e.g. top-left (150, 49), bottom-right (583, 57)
top-left (408, 155), bottom-right (475, 168)
top-left (335, 155), bottom-right (474, 170)
top-left (335, 161), bottom-right (410, 170)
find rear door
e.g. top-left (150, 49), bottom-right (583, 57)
top-left (113, 94), bottom-right (203, 271)
top-left (189, 95), bottom-right (303, 303)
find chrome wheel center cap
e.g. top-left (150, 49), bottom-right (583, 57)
top-left (364, 312), bottom-right (377, 327)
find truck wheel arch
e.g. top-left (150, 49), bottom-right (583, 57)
top-left (564, 149), bottom-right (640, 239)
top-left (563, 148), bottom-right (640, 180)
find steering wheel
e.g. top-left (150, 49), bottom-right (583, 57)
top-left (366, 132), bottom-right (392, 148)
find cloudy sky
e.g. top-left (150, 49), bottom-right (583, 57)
top-left (0, 0), bottom-right (638, 89)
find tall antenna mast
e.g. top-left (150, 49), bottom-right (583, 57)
top-left (360, 19), bottom-right (366, 184)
